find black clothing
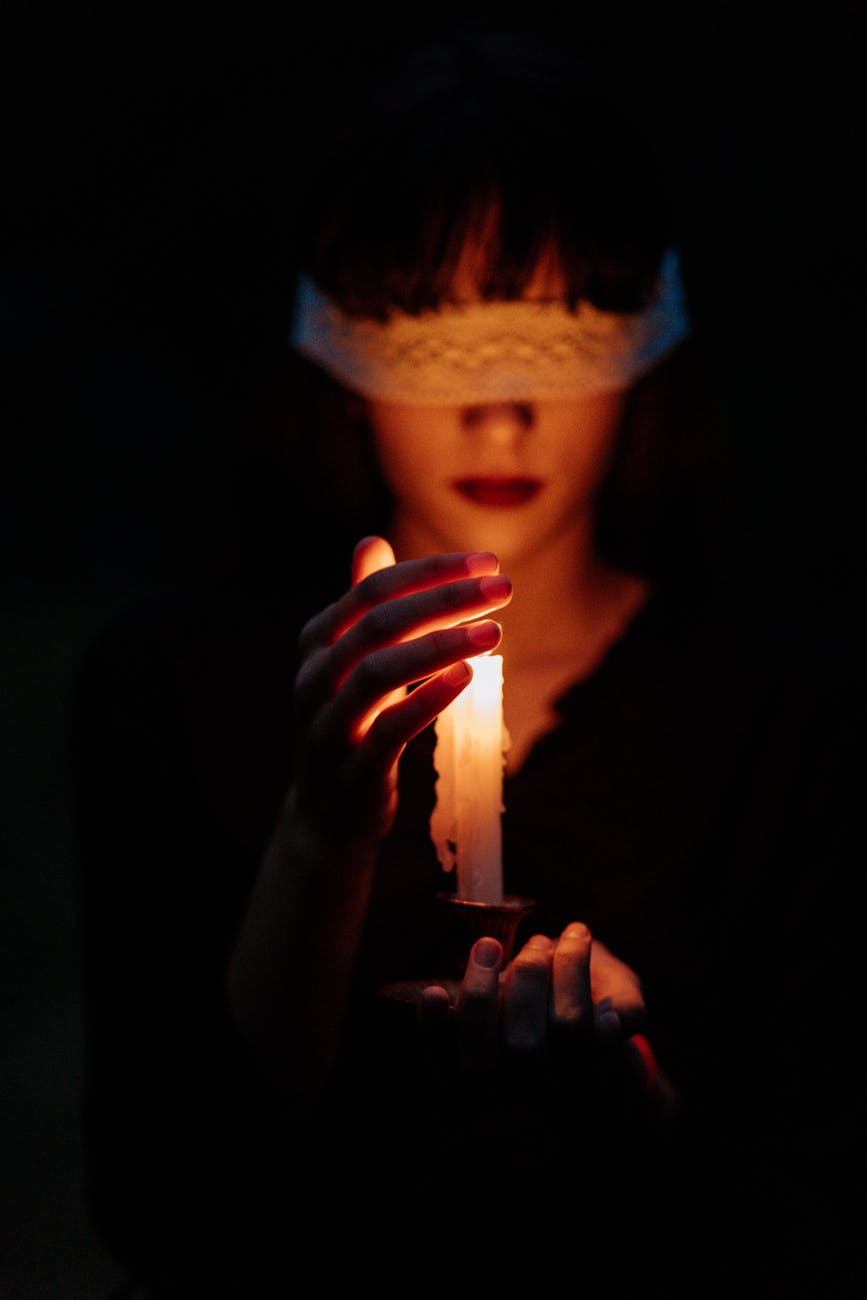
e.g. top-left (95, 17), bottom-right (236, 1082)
top-left (68, 569), bottom-right (864, 1297)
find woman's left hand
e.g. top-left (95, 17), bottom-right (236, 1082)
top-left (419, 923), bottom-right (674, 1113)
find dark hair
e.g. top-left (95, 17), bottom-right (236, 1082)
top-left (239, 23), bottom-right (728, 592)
top-left (295, 25), bottom-right (676, 318)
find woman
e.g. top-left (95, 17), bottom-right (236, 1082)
top-left (70, 22), bottom-right (862, 1297)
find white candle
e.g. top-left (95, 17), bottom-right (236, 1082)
top-left (430, 654), bottom-right (507, 904)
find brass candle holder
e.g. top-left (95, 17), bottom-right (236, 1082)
top-left (379, 892), bottom-right (535, 1007)
top-left (434, 891), bottom-right (536, 970)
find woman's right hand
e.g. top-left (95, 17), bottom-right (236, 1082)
top-left (289, 534), bottom-right (512, 847)
top-left (228, 534), bottom-right (510, 1086)
top-left (418, 924), bottom-right (676, 1130)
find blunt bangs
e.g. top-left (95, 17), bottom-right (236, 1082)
top-left (298, 30), bottom-right (674, 320)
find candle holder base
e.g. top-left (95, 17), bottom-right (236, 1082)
top-left (434, 891), bottom-right (536, 969)
top-left (378, 892), bottom-right (535, 1008)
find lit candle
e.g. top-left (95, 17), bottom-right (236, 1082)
top-left (430, 654), bottom-right (508, 904)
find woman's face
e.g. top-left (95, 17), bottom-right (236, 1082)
top-left (364, 230), bottom-right (628, 564)
top-left (365, 389), bottom-right (627, 564)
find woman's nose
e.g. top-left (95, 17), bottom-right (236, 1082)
top-left (460, 401), bottom-right (535, 444)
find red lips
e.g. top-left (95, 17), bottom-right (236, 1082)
top-left (452, 477), bottom-right (542, 507)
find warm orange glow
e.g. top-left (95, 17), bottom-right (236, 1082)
top-left (431, 653), bottom-right (506, 904)
top-left (468, 653), bottom-right (503, 711)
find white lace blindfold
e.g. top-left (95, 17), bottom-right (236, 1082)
top-left (290, 248), bottom-right (690, 405)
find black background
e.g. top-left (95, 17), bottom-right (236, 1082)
top-left (2, 7), bottom-right (862, 1294)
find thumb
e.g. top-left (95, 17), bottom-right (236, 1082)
top-left (351, 536), bottom-right (405, 724)
top-left (454, 937), bottom-right (503, 1073)
top-left (352, 535), bottom-right (396, 585)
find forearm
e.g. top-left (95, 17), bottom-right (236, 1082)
top-left (226, 787), bottom-right (378, 1092)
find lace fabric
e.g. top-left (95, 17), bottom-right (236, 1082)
top-left (290, 249), bottom-right (690, 404)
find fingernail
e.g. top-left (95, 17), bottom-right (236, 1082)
top-left (465, 552), bottom-right (499, 575)
top-left (420, 984), bottom-right (451, 1009)
top-left (595, 1004), bottom-right (621, 1038)
top-left (526, 934), bottom-right (553, 951)
top-left (465, 620), bottom-right (501, 649)
top-left (478, 575), bottom-right (512, 601)
top-left (441, 661), bottom-right (471, 687)
top-left (474, 937), bottom-right (502, 967)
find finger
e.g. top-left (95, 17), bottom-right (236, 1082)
top-left (314, 661), bottom-right (475, 840)
top-left (550, 921), bottom-right (593, 1033)
top-left (294, 639), bottom-right (498, 841)
top-left (355, 660), bottom-right (473, 767)
top-left (418, 983), bottom-right (452, 1024)
top-left (350, 574), bottom-right (513, 648)
top-left (349, 538), bottom-right (407, 718)
top-left (416, 985), bottom-right (455, 1077)
top-left (418, 983), bottom-right (452, 1038)
top-left (352, 535), bottom-right (395, 585)
top-left (324, 619), bottom-right (503, 743)
top-left (454, 937), bottom-right (502, 1072)
top-left (502, 934), bottom-right (553, 1055)
top-left (294, 576), bottom-right (510, 732)
top-left (300, 549), bottom-right (501, 652)
top-left (593, 997), bottom-right (622, 1040)
top-left (311, 578), bottom-right (512, 712)
top-left (302, 573), bottom-right (512, 701)
top-left (589, 938), bottom-right (647, 1039)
